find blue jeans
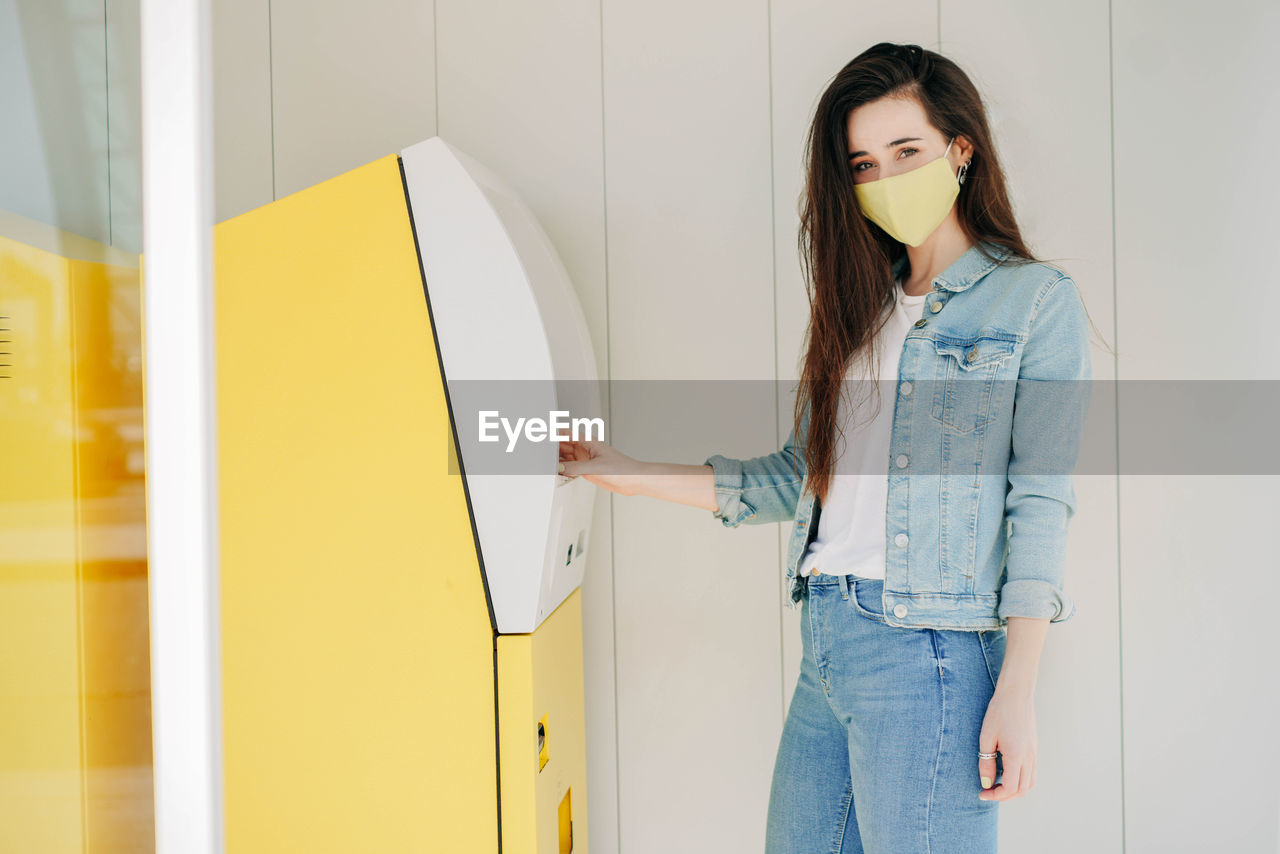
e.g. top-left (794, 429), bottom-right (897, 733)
top-left (766, 573), bottom-right (1009, 853)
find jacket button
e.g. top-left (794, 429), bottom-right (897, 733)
top-left (895, 454), bottom-right (909, 468)
top-left (894, 532), bottom-right (909, 547)
top-left (912, 318), bottom-right (927, 328)
top-left (893, 604), bottom-right (908, 618)
top-left (966, 347), bottom-right (978, 361)
top-left (929, 301), bottom-right (943, 313)
top-left (900, 381), bottom-right (912, 395)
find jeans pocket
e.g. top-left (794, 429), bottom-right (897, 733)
top-left (849, 579), bottom-right (887, 624)
top-left (977, 628), bottom-right (1007, 692)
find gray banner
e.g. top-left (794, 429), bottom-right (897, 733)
top-left (439, 379), bottom-right (1280, 476)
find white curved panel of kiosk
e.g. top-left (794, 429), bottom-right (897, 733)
top-left (400, 136), bottom-right (600, 635)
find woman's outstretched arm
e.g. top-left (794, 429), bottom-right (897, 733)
top-left (558, 439), bottom-right (717, 512)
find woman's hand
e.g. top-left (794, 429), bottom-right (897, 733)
top-left (978, 615), bottom-right (1047, 801)
top-left (977, 687), bottom-right (1038, 801)
top-left (558, 439), bottom-right (649, 496)
top-left (559, 440), bottom-right (721, 513)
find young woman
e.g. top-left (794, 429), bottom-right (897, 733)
top-left (558, 42), bottom-right (1096, 853)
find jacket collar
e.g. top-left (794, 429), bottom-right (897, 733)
top-left (890, 240), bottom-right (1012, 294)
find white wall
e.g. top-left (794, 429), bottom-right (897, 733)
top-left (1112, 3), bottom-right (1280, 853)
top-left (7, 1), bottom-right (1277, 851)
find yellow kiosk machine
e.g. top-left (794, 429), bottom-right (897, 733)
top-left (0, 136), bottom-right (592, 853)
top-left (214, 137), bottom-right (600, 853)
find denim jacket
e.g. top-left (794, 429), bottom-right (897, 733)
top-left (705, 241), bottom-right (1092, 630)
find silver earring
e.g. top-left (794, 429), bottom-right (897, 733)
top-left (957, 160), bottom-right (971, 186)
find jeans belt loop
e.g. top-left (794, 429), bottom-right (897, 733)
top-left (837, 572), bottom-right (850, 600)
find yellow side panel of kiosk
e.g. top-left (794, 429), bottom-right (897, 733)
top-left (0, 230), bottom-right (153, 853)
top-left (497, 587), bottom-right (589, 854)
top-left (214, 154), bottom-right (497, 853)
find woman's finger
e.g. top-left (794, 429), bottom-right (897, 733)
top-left (558, 440), bottom-right (591, 462)
top-left (987, 756), bottom-right (1021, 801)
top-left (977, 739), bottom-right (999, 793)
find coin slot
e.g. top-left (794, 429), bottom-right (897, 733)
top-left (537, 714), bottom-right (550, 771)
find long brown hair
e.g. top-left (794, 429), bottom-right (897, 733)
top-left (796, 42), bottom-right (1038, 505)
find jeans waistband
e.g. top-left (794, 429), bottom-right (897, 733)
top-left (800, 572), bottom-right (886, 616)
top-left (803, 571), bottom-right (883, 587)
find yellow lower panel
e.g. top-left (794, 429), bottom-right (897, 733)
top-left (497, 587), bottom-right (589, 854)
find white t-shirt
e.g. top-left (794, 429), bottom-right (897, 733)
top-left (797, 279), bottom-right (928, 580)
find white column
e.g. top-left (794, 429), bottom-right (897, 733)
top-left (139, 0), bottom-right (224, 850)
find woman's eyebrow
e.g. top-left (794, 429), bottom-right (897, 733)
top-left (848, 137), bottom-right (925, 159)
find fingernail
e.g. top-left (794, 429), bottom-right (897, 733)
top-left (558, 463), bottom-right (566, 473)
top-left (981, 777), bottom-right (992, 789)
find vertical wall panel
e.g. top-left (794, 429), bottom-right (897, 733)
top-left (1114, 2), bottom-right (1280, 852)
top-left (212, 0), bottom-right (274, 222)
top-left (946, 2), bottom-right (1122, 851)
top-left (269, 0), bottom-right (436, 198)
top-left (768, 0), bottom-right (937, 726)
top-left (434, 0), bottom-right (615, 849)
top-left (602, 2), bottom-right (779, 851)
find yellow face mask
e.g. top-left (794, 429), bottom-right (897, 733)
top-left (853, 136), bottom-right (961, 247)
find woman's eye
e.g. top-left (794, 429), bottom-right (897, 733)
top-left (852, 147), bottom-right (918, 172)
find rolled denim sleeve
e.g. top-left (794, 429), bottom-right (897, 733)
top-left (705, 415), bottom-right (808, 528)
top-left (998, 274), bottom-right (1092, 624)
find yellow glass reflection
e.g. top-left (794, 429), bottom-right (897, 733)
top-left (0, 215), bottom-right (154, 852)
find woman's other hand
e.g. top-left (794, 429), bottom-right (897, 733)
top-left (977, 681), bottom-right (1039, 801)
top-left (978, 615), bottom-right (1047, 801)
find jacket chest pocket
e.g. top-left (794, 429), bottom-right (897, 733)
top-left (930, 336), bottom-right (1016, 433)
